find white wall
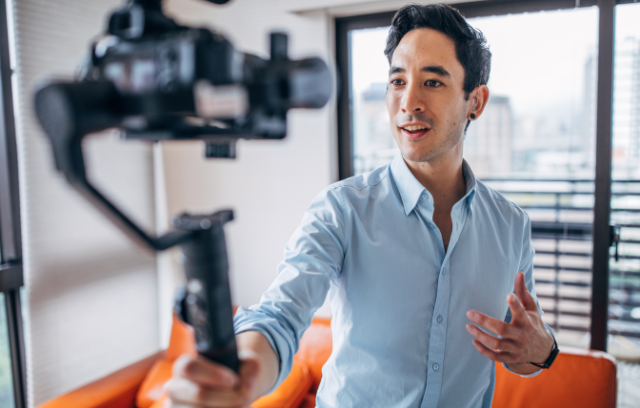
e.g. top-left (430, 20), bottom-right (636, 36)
top-left (12, 1), bottom-right (160, 405)
top-left (159, 0), bottom-right (337, 330)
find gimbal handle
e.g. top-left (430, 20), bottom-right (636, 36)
top-left (34, 80), bottom-right (240, 372)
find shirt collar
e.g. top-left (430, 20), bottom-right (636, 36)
top-left (390, 153), bottom-right (477, 216)
top-left (461, 159), bottom-right (478, 212)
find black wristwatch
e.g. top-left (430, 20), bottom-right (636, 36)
top-left (529, 336), bottom-right (559, 369)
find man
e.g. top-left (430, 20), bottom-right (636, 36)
top-left (167, 4), bottom-right (556, 408)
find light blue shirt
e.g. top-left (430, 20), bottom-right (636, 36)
top-left (234, 154), bottom-right (550, 408)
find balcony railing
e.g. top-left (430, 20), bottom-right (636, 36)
top-left (483, 178), bottom-right (640, 340)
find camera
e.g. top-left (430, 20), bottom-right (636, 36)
top-left (34, 0), bottom-right (332, 372)
top-left (36, 0), bottom-right (332, 162)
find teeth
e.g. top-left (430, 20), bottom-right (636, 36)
top-left (403, 125), bottom-right (427, 131)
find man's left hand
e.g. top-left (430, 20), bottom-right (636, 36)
top-left (466, 271), bottom-right (555, 375)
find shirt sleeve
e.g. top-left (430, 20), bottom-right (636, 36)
top-left (502, 213), bottom-right (556, 378)
top-left (233, 187), bottom-right (346, 391)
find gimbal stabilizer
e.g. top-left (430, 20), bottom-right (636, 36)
top-left (34, 0), bottom-right (332, 372)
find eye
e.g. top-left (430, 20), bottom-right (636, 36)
top-left (390, 78), bottom-right (405, 86)
top-left (425, 79), bottom-right (443, 87)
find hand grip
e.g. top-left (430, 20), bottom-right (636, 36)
top-left (175, 210), bottom-right (240, 372)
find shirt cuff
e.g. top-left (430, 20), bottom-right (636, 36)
top-left (502, 323), bottom-right (556, 378)
top-left (502, 362), bottom-right (542, 378)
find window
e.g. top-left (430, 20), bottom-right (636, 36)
top-left (468, 7), bottom-right (603, 353)
top-left (336, 0), bottom-right (639, 360)
top-left (0, 293), bottom-right (15, 408)
top-left (349, 8), bottom-right (599, 178)
top-left (609, 1), bottom-right (640, 360)
top-left (0, 0), bottom-right (25, 405)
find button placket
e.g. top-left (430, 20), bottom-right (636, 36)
top-left (446, 201), bottom-right (470, 257)
top-left (415, 197), bottom-right (451, 408)
top-left (421, 261), bottom-right (451, 408)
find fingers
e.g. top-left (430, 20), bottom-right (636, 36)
top-left (169, 354), bottom-right (249, 408)
top-left (173, 355), bottom-right (239, 389)
top-left (514, 271), bottom-right (538, 312)
top-left (166, 377), bottom-right (248, 407)
top-left (466, 310), bottom-right (515, 338)
top-left (466, 324), bottom-right (517, 353)
top-left (471, 340), bottom-right (516, 364)
top-left (506, 293), bottom-right (529, 325)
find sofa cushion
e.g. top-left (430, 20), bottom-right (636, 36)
top-left (136, 359), bottom-right (172, 408)
top-left (37, 352), bottom-right (162, 408)
top-left (137, 315), bottom-right (198, 408)
top-left (143, 361), bottom-right (312, 408)
top-left (295, 317), bottom-right (332, 393)
top-left (252, 361), bottom-right (314, 408)
top-left (492, 347), bottom-right (617, 408)
top-left (148, 398), bottom-right (166, 408)
top-left (165, 314), bottom-right (197, 362)
top-left (300, 393), bottom-right (317, 408)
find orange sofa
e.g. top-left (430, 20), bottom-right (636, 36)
top-left (39, 315), bottom-right (617, 408)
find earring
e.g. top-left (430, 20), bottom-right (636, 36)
top-left (470, 113), bottom-right (476, 119)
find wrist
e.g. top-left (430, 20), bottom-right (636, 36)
top-left (529, 331), bottom-right (558, 369)
top-left (236, 331), bottom-right (280, 398)
top-left (532, 331), bottom-right (555, 364)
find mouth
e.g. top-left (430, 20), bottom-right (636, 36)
top-left (399, 124), bottom-right (430, 139)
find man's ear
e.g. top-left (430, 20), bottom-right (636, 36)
top-left (468, 85), bottom-right (490, 120)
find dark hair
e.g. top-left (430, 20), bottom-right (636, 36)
top-left (384, 3), bottom-right (491, 100)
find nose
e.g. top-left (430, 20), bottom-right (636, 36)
top-left (401, 82), bottom-right (425, 113)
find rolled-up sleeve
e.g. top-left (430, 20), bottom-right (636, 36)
top-left (503, 213), bottom-right (556, 378)
top-left (234, 187), bottom-right (346, 390)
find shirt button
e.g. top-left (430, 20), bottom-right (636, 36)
top-left (437, 315), bottom-right (443, 323)
top-left (433, 363), bottom-right (439, 371)
top-left (442, 268), bottom-right (447, 275)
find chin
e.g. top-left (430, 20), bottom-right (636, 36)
top-left (398, 145), bottom-right (433, 163)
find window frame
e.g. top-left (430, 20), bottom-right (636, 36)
top-left (0, 0), bottom-right (26, 405)
top-left (335, 0), bottom-right (627, 351)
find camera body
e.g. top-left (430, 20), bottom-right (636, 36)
top-left (39, 0), bottom-right (331, 159)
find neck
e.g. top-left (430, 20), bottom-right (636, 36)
top-left (404, 146), bottom-right (466, 207)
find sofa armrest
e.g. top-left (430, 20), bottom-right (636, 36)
top-left (144, 360), bottom-right (313, 408)
top-left (251, 361), bottom-right (313, 408)
top-left (37, 351), bottom-right (164, 408)
top-left (493, 347), bottom-right (617, 408)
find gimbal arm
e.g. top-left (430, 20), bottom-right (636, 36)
top-left (34, 80), bottom-right (193, 250)
top-left (34, 79), bottom-right (241, 371)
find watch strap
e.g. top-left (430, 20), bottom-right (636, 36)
top-left (529, 336), bottom-right (559, 369)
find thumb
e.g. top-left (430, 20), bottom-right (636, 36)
top-left (515, 271), bottom-right (538, 311)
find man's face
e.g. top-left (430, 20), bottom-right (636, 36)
top-left (386, 28), bottom-right (470, 164)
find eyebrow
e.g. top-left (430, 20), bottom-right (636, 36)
top-left (388, 65), bottom-right (451, 77)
